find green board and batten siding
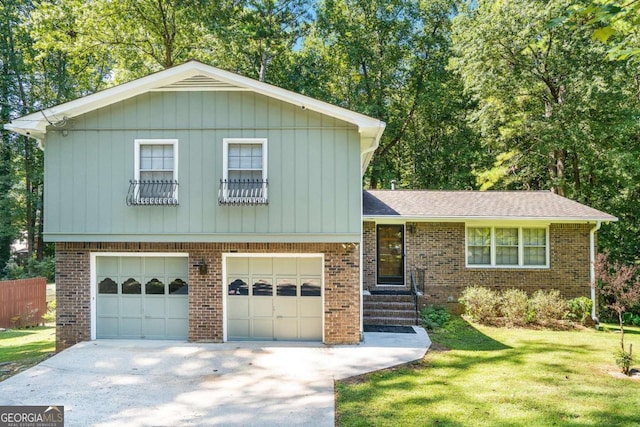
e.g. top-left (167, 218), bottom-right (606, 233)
top-left (44, 91), bottom-right (362, 242)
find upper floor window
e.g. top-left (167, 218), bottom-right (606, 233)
top-left (127, 139), bottom-right (179, 206)
top-left (219, 138), bottom-right (268, 205)
top-left (466, 226), bottom-right (548, 268)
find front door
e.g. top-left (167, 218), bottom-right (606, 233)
top-left (377, 224), bottom-right (404, 285)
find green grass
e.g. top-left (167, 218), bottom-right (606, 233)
top-left (0, 326), bottom-right (55, 364)
top-left (337, 318), bottom-right (640, 426)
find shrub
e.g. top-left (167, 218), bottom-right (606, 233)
top-left (622, 312), bottom-right (640, 327)
top-left (500, 289), bottom-right (533, 326)
top-left (2, 256), bottom-right (55, 283)
top-left (420, 305), bottom-right (451, 330)
top-left (531, 290), bottom-right (568, 323)
top-left (566, 297), bottom-right (593, 325)
top-left (42, 300), bottom-right (56, 323)
top-left (615, 347), bottom-right (634, 375)
top-left (459, 286), bottom-right (500, 323)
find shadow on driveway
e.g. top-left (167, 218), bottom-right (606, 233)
top-left (0, 328), bottom-right (430, 426)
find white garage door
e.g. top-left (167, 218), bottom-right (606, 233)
top-left (226, 256), bottom-right (323, 341)
top-left (96, 256), bottom-right (189, 339)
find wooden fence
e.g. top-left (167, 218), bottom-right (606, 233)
top-left (0, 277), bottom-right (47, 328)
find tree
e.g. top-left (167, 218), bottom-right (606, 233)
top-left (301, 0), bottom-right (479, 189)
top-left (214, 0), bottom-right (312, 83)
top-left (563, 0), bottom-right (640, 62)
top-left (451, 0), bottom-right (640, 260)
top-left (595, 252), bottom-right (640, 375)
top-left (1, 0), bottom-right (34, 266)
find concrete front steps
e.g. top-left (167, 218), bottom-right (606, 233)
top-left (363, 292), bottom-right (419, 326)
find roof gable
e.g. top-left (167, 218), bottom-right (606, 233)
top-left (5, 60), bottom-right (385, 173)
top-left (363, 190), bottom-right (617, 222)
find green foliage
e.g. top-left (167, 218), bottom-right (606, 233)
top-left (564, 1), bottom-right (640, 62)
top-left (458, 286), bottom-right (500, 323)
top-left (596, 251), bottom-right (640, 353)
top-left (567, 296), bottom-right (593, 325)
top-left (420, 305), bottom-right (451, 330)
top-left (614, 346), bottom-right (634, 375)
top-left (451, 0), bottom-right (640, 264)
top-left (530, 290), bottom-right (569, 324)
top-left (459, 287), bottom-right (573, 326)
top-left (42, 300), bottom-right (56, 324)
top-left (500, 288), bottom-right (533, 326)
top-left (2, 256), bottom-right (55, 282)
top-left (622, 312), bottom-right (640, 327)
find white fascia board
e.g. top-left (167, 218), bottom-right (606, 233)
top-left (362, 215), bottom-right (618, 223)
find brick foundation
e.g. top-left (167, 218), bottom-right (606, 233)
top-left (55, 242), bottom-right (360, 351)
top-left (363, 221), bottom-right (594, 312)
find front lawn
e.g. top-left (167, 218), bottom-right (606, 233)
top-left (337, 318), bottom-right (640, 426)
top-left (0, 326), bottom-right (55, 381)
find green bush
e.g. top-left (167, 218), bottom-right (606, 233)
top-left (531, 290), bottom-right (568, 323)
top-left (501, 289), bottom-right (533, 326)
top-left (615, 347), bottom-right (634, 375)
top-left (567, 297), bottom-right (593, 325)
top-left (42, 300), bottom-right (56, 323)
top-left (420, 305), bottom-right (451, 330)
top-left (622, 312), bottom-right (640, 327)
top-left (2, 256), bottom-right (55, 282)
top-left (459, 286), bottom-right (500, 323)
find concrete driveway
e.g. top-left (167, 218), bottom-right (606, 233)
top-left (0, 328), bottom-right (430, 426)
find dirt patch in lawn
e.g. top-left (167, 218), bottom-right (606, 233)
top-left (0, 355), bottom-right (55, 382)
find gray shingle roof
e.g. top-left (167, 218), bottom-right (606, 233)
top-left (362, 190), bottom-right (617, 221)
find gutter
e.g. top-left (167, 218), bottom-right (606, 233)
top-left (590, 221), bottom-right (602, 327)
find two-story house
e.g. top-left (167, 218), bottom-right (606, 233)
top-left (6, 61), bottom-right (385, 351)
top-left (7, 61), bottom-right (617, 351)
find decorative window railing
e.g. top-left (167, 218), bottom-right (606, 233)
top-left (126, 180), bottom-right (179, 206)
top-left (218, 179), bottom-right (268, 206)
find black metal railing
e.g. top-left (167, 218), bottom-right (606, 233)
top-left (126, 180), bottom-right (179, 206)
top-left (218, 179), bottom-right (268, 206)
top-left (410, 269), bottom-right (420, 321)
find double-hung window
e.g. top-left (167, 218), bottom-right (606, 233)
top-left (129, 139), bottom-right (179, 205)
top-left (219, 138), bottom-right (268, 205)
top-left (466, 226), bottom-right (548, 268)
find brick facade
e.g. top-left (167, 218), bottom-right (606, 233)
top-left (55, 242), bottom-right (360, 351)
top-left (363, 221), bottom-right (594, 312)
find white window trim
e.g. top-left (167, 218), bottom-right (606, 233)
top-left (222, 138), bottom-right (268, 202)
top-left (134, 139), bottom-right (179, 202)
top-left (465, 225), bottom-right (550, 269)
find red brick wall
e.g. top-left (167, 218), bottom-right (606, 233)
top-left (362, 222), bottom-right (376, 290)
top-left (55, 242), bottom-right (360, 351)
top-left (363, 221), bottom-right (594, 311)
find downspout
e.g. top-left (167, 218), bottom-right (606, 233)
top-left (590, 221), bottom-right (601, 328)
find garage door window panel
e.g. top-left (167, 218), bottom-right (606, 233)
top-left (145, 278), bottom-right (165, 295)
top-left (228, 278), bottom-right (249, 295)
top-left (98, 278), bottom-right (118, 294)
top-left (301, 280), bottom-right (321, 297)
top-left (169, 278), bottom-right (188, 295)
top-left (253, 280), bottom-right (272, 296)
top-left (122, 278), bottom-right (141, 294)
top-left (277, 279), bottom-right (297, 296)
